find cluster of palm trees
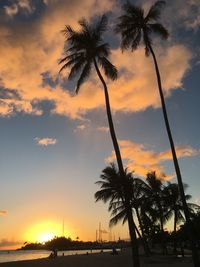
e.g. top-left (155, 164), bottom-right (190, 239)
top-left (58, 1), bottom-right (199, 266)
top-left (95, 164), bottom-right (199, 255)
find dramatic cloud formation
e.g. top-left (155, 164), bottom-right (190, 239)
top-left (0, 0), bottom-right (193, 119)
top-left (35, 137), bottom-right (57, 146)
top-left (107, 140), bottom-right (199, 179)
top-left (0, 210), bottom-right (7, 216)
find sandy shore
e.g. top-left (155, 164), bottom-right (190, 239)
top-left (0, 249), bottom-right (193, 267)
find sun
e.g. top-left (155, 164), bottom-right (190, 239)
top-left (37, 232), bottom-right (55, 243)
top-left (24, 220), bottom-right (61, 244)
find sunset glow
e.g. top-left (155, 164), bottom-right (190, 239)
top-left (0, 0), bottom-right (199, 254)
top-left (37, 232), bottom-right (55, 244)
top-left (24, 221), bottom-right (62, 244)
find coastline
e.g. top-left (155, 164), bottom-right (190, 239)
top-left (0, 249), bottom-right (193, 267)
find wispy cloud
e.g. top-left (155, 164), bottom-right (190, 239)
top-left (77, 124), bottom-right (86, 130)
top-left (97, 126), bottom-right (109, 133)
top-left (107, 140), bottom-right (199, 179)
top-left (0, 210), bottom-right (7, 216)
top-left (35, 137), bottom-right (57, 146)
top-left (4, 0), bottom-right (34, 17)
top-left (0, 239), bottom-right (22, 248)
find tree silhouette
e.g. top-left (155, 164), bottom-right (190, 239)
top-left (115, 1), bottom-right (199, 265)
top-left (164, 182), bottom-right (200, 254)
top-left (95, 163), bottom-right (149, 256)
top-left (59, 15), bottom-right (140, 267)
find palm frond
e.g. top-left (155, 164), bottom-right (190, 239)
top-left (78, 17), bottom-right (90, 34)
top-left (109, 209), bottom-right (127, 227)
top-left (61, 25), bottom-right (76, 38)
top-left (97, 56), bottom-right (118, 80)
top-left (143, 29), bottom-right (152, 56)
top-left (150, 23), bottom-right (169, 39)
top-left (145, 1), bottom-right (166, 23)
top-left (96, 43), bottom-right (110, 58)
top-left (58, 54), bottom-right (84, 73)
top-left (67, 57), bottom-right (86, 80)
top-left (95, 14), bottom-right (108, 36)
top-left (122, 1), bottom-right (144, 20)
top-left (75, 61), bottom-right (92, 94)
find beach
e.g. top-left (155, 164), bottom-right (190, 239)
top-left (0, 249), bottom-right (193, 267)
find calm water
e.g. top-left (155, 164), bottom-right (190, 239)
top-left (0, 249), bottom-right (106, 263)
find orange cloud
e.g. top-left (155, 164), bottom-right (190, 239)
top-left (0, 210), bottom-right (7, 216)
top-left (107, 140), bottom-right (199, 179)
top-left (0, 1), bottom-right (193, 120)
top-left (35, 137), bottom-right (57, 146)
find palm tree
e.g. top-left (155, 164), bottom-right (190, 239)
top-left (145, 172), bottom-right (169, 254)
top-left (59, 15), bottom-right (140, 267)
top-left (95, 163), bottom-right (149, 256)
top-left (109, 174), bottom-right (151, 255)
top-left (164, 182), bottom-right (200, 254)
top-left (115, 1), bottom-right (199, 265)
top-left (145, 172), bottom-right (167, 235)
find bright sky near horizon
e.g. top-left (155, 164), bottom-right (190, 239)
top-left (0, 0), bottom-right (200, 250)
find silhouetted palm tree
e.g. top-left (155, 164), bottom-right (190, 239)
top-left (109, 175), bottom-right (151, 255)
top-left (164, 182), bottom-right (200, 254)
top-left (95, 163), bottom-right (149, 256)
top-left (145, 172), bottom-right (167, 234)
top-left (59, 16), bottom-right (140, 267)
top-left (145, 172), bottom-right (168, 254)
top-left (115, 2), bottom-right (199, 265)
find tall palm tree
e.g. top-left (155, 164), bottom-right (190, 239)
top-left (59, 15), bottom-right (140, 267)
top-left (115, 2), bottom-right (199, 265)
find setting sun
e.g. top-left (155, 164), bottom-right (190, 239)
top-left (24, 221), bottom-right (62, 243)
top-left (37, 232), bottom-right (55, 243)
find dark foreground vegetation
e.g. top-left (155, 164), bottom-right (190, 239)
top-left (19, 236), bottom-right (129, 251)
top-left (95, 165), bottom-right (200, 256)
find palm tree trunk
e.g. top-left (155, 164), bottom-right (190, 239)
top-left (158, 204), bottom-right (167, 255)
top-left (93, 58), bottom-right (140, 267)
top-left (135, 207), bottom-right (151, 255)
top-left (149, 44), bottom-right (200, 266)
top-left (173, 209), bottom-right (177, 255)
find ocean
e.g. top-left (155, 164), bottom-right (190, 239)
top-left (0, 249), bottom-right (105, 263)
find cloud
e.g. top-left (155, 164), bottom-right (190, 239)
top-left (35, 137), bottom-right (57, 146)
top-left (0, 0), bottom-right (193, 120)
top-left (174, 0), bottom-right (200, 30)
top-left (0, 0), bottom-right (115, 118)
top-left (108, 46), bottom-right (192, 113)
top-left (0, 239), bottom-right (22, 248)
top-left (4, 0), bottom-right (34, 17)
top-left (4, 4), bottom-right (18, 17)
top-left (140, 0), bottom-right (200, 31)
top-left (97, 127), bottom-right (109, 133)
top-left (77, 124), bottom-right (86, 130)
top-left (107, 140), bottom-right (199, 179)
top-left (0, 210), bottom-right (7, 216)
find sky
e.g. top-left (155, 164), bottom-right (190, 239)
top-left (0, 0), bottom-right (200, 250)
